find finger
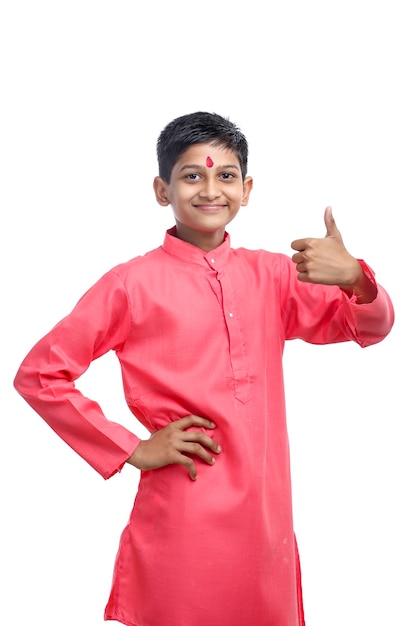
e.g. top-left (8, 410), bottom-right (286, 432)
top-left (290, 238), bottom-right (307, 252)
top-left (291, 251), bottom-right (304, 264)
top-left (180, 430), bottom-right (222, 454)
top-left (295, 271), bottom-right (309, 283)
top-left (324, 206), bottom-right (340, 238)
top-left (170, 443), bottom-right (217, 481)
top-left (170, 438), bottom-right (219, 481)
top-left (180, 441), bottom-right (218, 466)
top-left (172, 414), bottom-right (216, 431)
top-left (176, 454), bottom-right (198, 480)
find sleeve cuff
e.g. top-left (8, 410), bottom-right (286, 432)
top-left (357, 259), bottom-right (377, 289)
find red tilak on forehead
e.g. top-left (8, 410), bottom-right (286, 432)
top-left (206, 156), bottom-right (213, 168)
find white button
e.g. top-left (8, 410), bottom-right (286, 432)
top-left (229, 312), bottom-right (233, 317)
top-left (211, 258), bottom-right (215, 263)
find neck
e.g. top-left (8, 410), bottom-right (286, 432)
top-left (173, 225), bottom-right (225, 252)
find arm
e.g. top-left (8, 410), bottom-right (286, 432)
top-left (13, 271), bottom-right (141, 479)
top-left (284, 207), bottom-right (394, 347)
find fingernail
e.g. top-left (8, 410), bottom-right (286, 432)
top-left (217, 445), bottom-right (222, 452)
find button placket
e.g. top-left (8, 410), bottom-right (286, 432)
top-left (216, 267), bottom-right (252, 404)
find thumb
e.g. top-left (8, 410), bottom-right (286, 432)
top-left (324, 206), bottom-right (340, 238)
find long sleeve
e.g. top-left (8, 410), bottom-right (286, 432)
top-left (13, 269), bottom-right (141, 479)
top-left (278, 254), bottom-right (394, 347)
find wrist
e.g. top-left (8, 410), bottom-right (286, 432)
top-left (126, 441), bottom-right (144, 470)
top-left (341, 259), bottom-right (377, 304)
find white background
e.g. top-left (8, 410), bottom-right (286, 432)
top-left (1, 1), bottom-right (415, 624)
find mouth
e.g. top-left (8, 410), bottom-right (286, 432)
top-left (193, 204), bottom-right (226, 212)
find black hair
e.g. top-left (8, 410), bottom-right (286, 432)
top-left (156, 111), bottom-right (248, 183)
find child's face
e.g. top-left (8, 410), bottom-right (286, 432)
top-left (153, 142), bottom-right (253, 250)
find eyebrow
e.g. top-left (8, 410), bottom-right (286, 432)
top-left (178, 164), bottom-right (240, 173)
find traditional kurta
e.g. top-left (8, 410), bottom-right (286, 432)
top-left (14, 228), bottom-right (394, 626)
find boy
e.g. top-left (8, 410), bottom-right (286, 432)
top-left (14, 111), bottom-right (394, 625)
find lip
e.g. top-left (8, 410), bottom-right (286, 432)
top-left (193, 204), bottom-right (226, 212)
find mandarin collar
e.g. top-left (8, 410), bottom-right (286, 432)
top-left (162, 226), bottom-right (231, 268)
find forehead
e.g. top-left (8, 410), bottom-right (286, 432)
top-left (176, 143), bottom-right (240, 168)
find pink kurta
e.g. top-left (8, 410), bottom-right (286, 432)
top-left (14, 228), bottom-right (394, 626)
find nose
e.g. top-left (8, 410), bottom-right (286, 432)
top-left (199, 176), bottom-right (221, 200)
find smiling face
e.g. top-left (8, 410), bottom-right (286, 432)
top-left (153, 143), bottom-right (253, 251)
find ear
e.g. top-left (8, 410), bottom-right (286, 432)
top-left (240, 176), bottom-right (253, 206)
top-left (153, 176), bottom-right (170, 206)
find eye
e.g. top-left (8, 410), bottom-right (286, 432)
top-left (220, 172), bottom-right (235, 181)
top-left (185, 173), bottom-right (201, 181)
